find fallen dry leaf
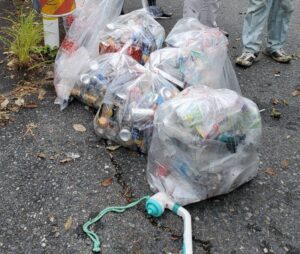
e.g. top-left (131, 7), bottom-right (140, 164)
top-left (9, 105), bottom-right (21, 113)
top-left (7, 58), bottom-right (17, 68)
top-left (38, 89), bottom-right (47, 100)
top-left (106, 145), bottom-right (121, 151)
top-left (37, 152), bottom-right (46, 159)
top-left (0, 111), bottom-right (10, 126)
top-left (281, 160), bottom-right (289, 170)
top-left (171, 234), bottom-right (182, 241)
top-left (24, 102), bottom-right (38, 109)
top-left (271, 98), bottom-right (280, 105)
top-left (60, 157), bottom-right (73, 164)
top-left (73, 124), bottom-right (86, 133)
top-left (265, 168), bottom-right (277, 176)
top-left (271, 98), bottom-right (289, 106)
top-left (15, 98), bottom-right (25, 107)
top-left (12, 83), bottom-right (39, 98)
top-left (292, 90), bottom-right (300, 97)
top-left (0, 98), bottom-right (9, 110)
top-left (100, 177), bottom-right (113, 187)
top-left (24, 123), bottom-right (38, 136)
top-left (64, 216), bottom-right (73, 230)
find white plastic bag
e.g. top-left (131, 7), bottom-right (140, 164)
top-left (54, 0), bottom-right (124, 109)
top-left (94, 71), bottom-right (180, 153)
top-left (146, 47), bottom-right (232, 90)
top-left (98, 9), bottom-right (165, 65)
top-left (63, 0), bottom-right (87, 31)
top-left (147, 86), bottom-right (262, 205)
top-left (165, 18), bottom-right (241, 94)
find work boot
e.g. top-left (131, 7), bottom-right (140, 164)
top-left (264, 48), bottom-right (292, 63)
top-left (236, 52), bottom-right (259, 67)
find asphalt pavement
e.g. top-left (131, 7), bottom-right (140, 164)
top-left (0, 0), bottom-right (299, 253)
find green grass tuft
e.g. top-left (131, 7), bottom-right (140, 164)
top-left (0, 10), bottom-right (43, 67)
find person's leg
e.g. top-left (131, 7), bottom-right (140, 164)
top-left (236, 0), bottom-right (272, 67)
top-left (242, 0), bottom-right (272, 54)
top-left (264, 0), bottom-right (294, 62)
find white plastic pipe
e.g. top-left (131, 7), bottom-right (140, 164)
top-left (42, 17), bottom-right (60, 48)
top-left (146, 192), bottom-right (193, 254)
top-left (177, 207), bottom-right (193, 254)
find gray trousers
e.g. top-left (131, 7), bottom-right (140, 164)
top-left (242, 0), bottom-right (294, 53)
top-left (183, 0), bottom-right (220, 27)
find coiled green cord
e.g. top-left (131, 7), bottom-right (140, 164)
top-left (83, 196), bottom-right (150, 252)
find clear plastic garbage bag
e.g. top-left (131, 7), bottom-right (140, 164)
top-left (63, 0), bottom-right (87, 32)
top-left (98, 9), bottom-right (165, 65)
top-left (165, 18), bottom-right (241, 94)
top-left (70, 52), bottom-right (145, 108)
top-left (54, 0), bottom-right (124, 109)
top-left (147, 86), bottom-right (262, 205)
top-left (146, 47), bottom-right (234, 90)
top-left (94, 71), bottom-right (180, 153)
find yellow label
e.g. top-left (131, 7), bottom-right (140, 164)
top-left (41, 0), bottom-right (76, 16)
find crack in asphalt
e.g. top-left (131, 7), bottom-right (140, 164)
top-left (105, 147), bottom-right (134, 203)
top-left (105, 147), bottom-right (213, 253)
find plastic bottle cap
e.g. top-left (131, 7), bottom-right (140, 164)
top-left (146, 199), bottom-right (163, 218)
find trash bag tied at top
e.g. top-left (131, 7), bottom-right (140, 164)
top-left (164, 18), bottom-right (241, 94)
top-left (147, 86), bottom-right (262, 206)
top-left (98, 9), bottom-right (165, 65)
top-left (146, 47), bottom-right (229, 90)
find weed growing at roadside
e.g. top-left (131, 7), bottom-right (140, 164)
top-left (0, 10), bottom-right (43, 68)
